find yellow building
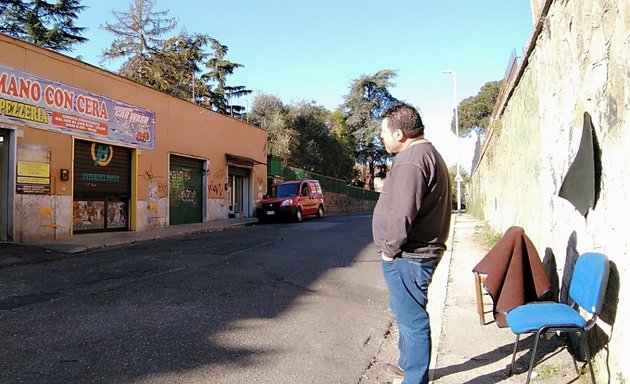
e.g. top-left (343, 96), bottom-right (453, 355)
top-left (0, 34), bottom-right (267, 243)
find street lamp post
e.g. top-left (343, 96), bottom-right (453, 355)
top-left (443, 70), bottom-right (462, 213)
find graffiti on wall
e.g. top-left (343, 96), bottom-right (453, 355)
top-left (140, 166), bottom-right (168, 198)
top-left (170, 168), bottom-right (197, 206)
top-left (179, 189), bottom-right (197, 203)
top-left (208, 169), bottom-right (226, 198)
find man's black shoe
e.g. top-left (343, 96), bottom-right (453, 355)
top-left (382, 363), bottom-right (404, 379)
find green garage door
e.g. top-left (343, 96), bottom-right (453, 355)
top-left (169, 155), bottom-right (203, 225)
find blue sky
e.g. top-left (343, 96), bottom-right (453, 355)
top-left (71, 0), bottom-right (534, 170)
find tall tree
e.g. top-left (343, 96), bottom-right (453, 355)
top-left (452, 80), bottom-right (503, 138)
top-left (0, 0), bottom-right (87, 52)
top-left (329, 110), bottom-right (356, 167)
top-left (202, 39), bottom-right (251, 118)
top-left (154, 32), bottom-right (210, 101)
top-left (287, 101), bottom-right (354, 179)
top-left (248, 94), bottom-right (354, 179)
top-left (342, 69), bottom-right (399, 189)
top-left (100, 0), bottom-right (177, 85)
top-left (224, 85), bottom-right (251, 118)
top-left (99, 1), bottom-right (252, 118)
top-left (248, 93), bottom-right (294, 162)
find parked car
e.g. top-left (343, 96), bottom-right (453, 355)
top-left (255, 179), bottom-right (324, 223)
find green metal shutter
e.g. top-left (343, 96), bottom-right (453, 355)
top-left (269, 157), bottom-right (282, 176)
top-left (169, 155), bottom-right (203, 225)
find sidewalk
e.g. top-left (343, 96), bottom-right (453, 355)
top-left (432, 213), bottom-right (581, 383)
top-left (362, 213), bottom-right (580, 384)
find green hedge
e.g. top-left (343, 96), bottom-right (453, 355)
top-left (269, 159), bottom-right (379, 201)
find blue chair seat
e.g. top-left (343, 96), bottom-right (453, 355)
top-left (507, 302), bottom-right (587, 334)
top-left (505, 252), bottom-right (609, 384)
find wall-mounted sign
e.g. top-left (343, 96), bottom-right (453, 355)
top-left (16, 144), bottom-right (51, 194)
top-left (0, 64), bottom-right (155, 149)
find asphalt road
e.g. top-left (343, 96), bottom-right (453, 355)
top-left (0, 215), bottom-right (393, 384)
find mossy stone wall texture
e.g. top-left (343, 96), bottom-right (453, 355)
top-left (471, 1), bottom-right (629, 380)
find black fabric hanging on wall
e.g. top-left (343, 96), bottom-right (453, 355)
top-left (558, 112), bottom-right (599, 217)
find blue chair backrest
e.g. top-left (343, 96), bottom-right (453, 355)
top-left (569, 252), bottom-right (610, 315)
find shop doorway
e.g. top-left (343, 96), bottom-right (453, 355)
top-left (73, 140), bottom-right (132, 233)
top-left (0, 128), bottom-right (15, 241)
top-left (227, 166), bottom-right (252, 217)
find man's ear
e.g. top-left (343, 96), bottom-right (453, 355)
top-left (395, 128), bottom-right (406, 142)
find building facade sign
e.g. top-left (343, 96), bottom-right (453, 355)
top-left (16, 144), bottom-right (51, 194)
top-left (0, 64), bottom-right (155, 149)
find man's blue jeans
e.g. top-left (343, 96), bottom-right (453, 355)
top-left (382, 257), bottom-right (440, 384)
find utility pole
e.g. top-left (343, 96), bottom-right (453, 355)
top-left (443, 70), bottom-right (462, 213)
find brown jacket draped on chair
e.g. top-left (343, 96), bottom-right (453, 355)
top-left (473, 226), bottom-right (551, 327)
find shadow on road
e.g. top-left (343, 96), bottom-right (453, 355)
top-left (0, 216), bottom-right (381, 383)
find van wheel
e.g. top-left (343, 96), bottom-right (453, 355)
top-left (316, 205), bottom-right (324, 219)
top-left (295, 208), bottom-right (303, 223)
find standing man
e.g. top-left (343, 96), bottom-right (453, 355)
top-left (373, 103), bottom-right (452, 384)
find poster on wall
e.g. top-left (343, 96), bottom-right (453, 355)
top-left (106, 201), bottom-right (127, 229)
top-left (73, 200), bottom-right (105, 232)
top-left (0, 64), bottom-right (155, 149)
top-left (16, 144), bottom-right (51, 194)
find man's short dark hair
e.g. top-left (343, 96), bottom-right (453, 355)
top-left (382, 103), bottom-right (424, 138)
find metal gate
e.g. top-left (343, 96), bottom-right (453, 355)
top-left (73, 140), bottom-right (132, 233)
top-left (169, 155), bottom-right (203, 225)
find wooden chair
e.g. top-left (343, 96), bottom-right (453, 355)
top-left (474, 271), bottom-right (490, 325)
top-left (39, 206), bottom-right (61, 242)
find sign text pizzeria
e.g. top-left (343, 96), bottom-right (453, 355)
top-left (0, 64), bottom-right (155, 149)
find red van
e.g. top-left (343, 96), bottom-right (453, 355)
top-left (255, 179), bottom-right (324, 223)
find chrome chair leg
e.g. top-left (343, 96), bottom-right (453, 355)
top-left (583, 333), bottom-right (596, 384)
top-left (563, 332), bottom-right (581, 375)
top-left (525, 331), bottom-right (544, 384)
top-left (510, 334), bottom-right (521, 375)
top-left (566, 329), bottom-right (596, 383)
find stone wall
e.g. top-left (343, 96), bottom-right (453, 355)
top-left (471, 0), bottom-right (629, 380)
top-left (14, 195), bottom-right (72, 242)
top-left (325, 192), bottom-right (376, 215)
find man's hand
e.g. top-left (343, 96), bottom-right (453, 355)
top-left (381, 253), bottom-right (395, 262)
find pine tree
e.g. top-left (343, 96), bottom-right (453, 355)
top-left (202, 39), bottom-right (251, 118)
top-left (342, 69), bottom-right (399, 189)
top-left (100, 0), bottom-right (177, 84)
top-left (150, 32), bottom-right (210, 102)
top-left (0, 0), bottom-right (87, 52)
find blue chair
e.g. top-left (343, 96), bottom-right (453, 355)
top-left (506, 252), bottom-right (610, 384)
